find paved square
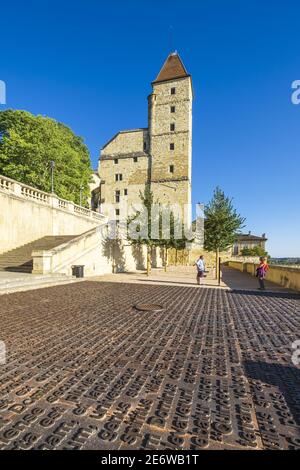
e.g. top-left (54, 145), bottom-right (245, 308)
top-left (0, 282), bottom-right (299, 450)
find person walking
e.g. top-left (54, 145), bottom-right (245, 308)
top-left (256, 256), bottom-right (269, 290)
top-left (195, 255), bottom-right (205, 285)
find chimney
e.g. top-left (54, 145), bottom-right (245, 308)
top-left (248, 230), bottom-right (251, 235)
top-left (262, 233), bottom-right (266, 238)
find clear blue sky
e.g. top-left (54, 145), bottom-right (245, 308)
top-left (1, 0), bottom-right (299, 257)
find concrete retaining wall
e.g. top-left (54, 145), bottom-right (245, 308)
top-left (32, 226), bottom-right (163, 277)
top-left (0, 175), bottom-right (105, 254)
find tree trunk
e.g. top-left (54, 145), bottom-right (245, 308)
top-left (164, 247), bottom-right (168, 272)
top-left (215, 248), bottom-right (219, 280)
top-left (175, 249), bottom-right (178, 266)
top-left (147, 246), bottom-right (151, 277)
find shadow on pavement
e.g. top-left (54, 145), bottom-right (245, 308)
top-left (244, 360), bottom-right (300, 427)
top-left (227, 289), bottom-right (300, 300)
top-left (136, 278), bottom-right (220, 288)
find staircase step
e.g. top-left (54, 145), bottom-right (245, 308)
top-left (0, 235), bottom-right (77, 273)
top-left (0, 276), bottom-right (82, 295)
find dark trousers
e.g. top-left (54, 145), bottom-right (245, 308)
top-left (259, 277), bottom-right (265, 290)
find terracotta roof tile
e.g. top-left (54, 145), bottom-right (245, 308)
top-left (153, 52), bottom-right (189, 83)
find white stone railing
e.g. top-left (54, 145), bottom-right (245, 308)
top-left (21, 185), bottom-right (50, 204)
top-left (0, 173), bottom-right (105, 222)
top-left (0, 176), bottom-right (13, 192)
top-left (74, 204), bottom-right (91, 217)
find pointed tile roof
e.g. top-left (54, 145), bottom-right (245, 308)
top-left (153, 52), bottom-right (190, 84)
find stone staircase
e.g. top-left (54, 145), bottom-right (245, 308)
top-left (0, 236), bottom-right (76, 273)
top-left (0, 272), bottom-right (81, 295)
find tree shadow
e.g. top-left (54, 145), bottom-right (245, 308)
top-left (243, 360), bottom-right (300, 428)
top-left (101, 236), bottom-right (126, 273)
top-left (151, 246), bottom-right (163, 268)
top-left (131, 245), bottom-right (145, 270)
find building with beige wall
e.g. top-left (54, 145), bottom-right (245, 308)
top-left (232, 232), bottom-right (267, 255)
top-left (97, 52), bottom-right (193, 226)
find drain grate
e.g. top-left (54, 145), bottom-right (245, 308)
top-left (134, 303), bottom-right (164, 312)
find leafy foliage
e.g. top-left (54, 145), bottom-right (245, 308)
top-left (241, 246), bottom-right (268, 257)
top-left (127, 184), bottom-right (159, 247)
top-left (204, 187), bottom-right (245, 253)
top-left (0, 109), bottom-right (92, 205)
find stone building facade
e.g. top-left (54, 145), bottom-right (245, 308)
top-left (232, 232), bottom-right (267, 255)
top-left (97, 52), bottom-right (193, 225)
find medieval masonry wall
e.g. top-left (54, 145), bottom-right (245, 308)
top-left (98, 52), bottom-right (193, 225)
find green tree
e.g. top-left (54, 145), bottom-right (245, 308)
top-left (204, 187), bottom-right (245, 279)
top-left (159, 212), bottom-right (192, 271)
top-left (241, 246), bottom-right (268, 257)
top-left (240, 247), bottom-right (252, 256)
top-left (127, 184), bottom-right (160, 276)
top-left (0, 109), bottom-right (92, 205)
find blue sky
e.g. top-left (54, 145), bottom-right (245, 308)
top-left (1, 0), bottom-right (299, 257)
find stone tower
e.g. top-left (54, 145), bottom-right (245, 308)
top-left (148, 52), bottom-right (193, 223)
top-left (98, 52), bottom-right (193, 225)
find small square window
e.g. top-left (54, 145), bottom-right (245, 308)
top-left (116, 209), bottom-right (120, 216)
top-left (170, 165), bottom-right (174, 173)
top-left (170, 143), bottom-right (175, 150)
top-left (115, 174), bottom-right (123, 182)
top-left (114, 158), bottom-right (118, 164)
top-left (115, 190), bottom-right (120, 203)
top-left (171, 87), bottom-right (176, 95)
top-left (171, 106), bottom-right (176, 113)
top-left (143, 142), bottom-right (147, 151)
top-left (124, 189), bottom-right (128, 196)
top-left (170, 123), bottom-right (175, 132)
top-left (133, 157), bottom-right (138, 163)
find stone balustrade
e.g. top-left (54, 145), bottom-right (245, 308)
top-left (0, 174), bottom-right (104, 221)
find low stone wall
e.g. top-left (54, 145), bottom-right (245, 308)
top-left (32, 226), bottom-right (163, 277)
top-left (0, 174), bottom-right (105, 254)
top-left (228, 261), bottom-right (300, 292)
top-left (265, 265), bottom-right (300, 292)
top-left (227, 261), bottom-right (245, 272)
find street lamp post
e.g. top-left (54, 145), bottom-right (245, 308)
top-left (50, 160), bottom-right (55, 193)
top-left (79, 185), bottom-right (84, 206)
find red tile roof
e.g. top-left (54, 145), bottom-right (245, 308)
top-left (153, 52), bottom-right (189, 84)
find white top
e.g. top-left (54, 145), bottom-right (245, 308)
top-left (196, 259), bottom-right (205, 272)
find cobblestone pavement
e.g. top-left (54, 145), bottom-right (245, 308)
top-left (0, 281), bottom-right (299, 450)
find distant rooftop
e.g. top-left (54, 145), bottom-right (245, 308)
top-left (236, 232), bottom-right (267, 241)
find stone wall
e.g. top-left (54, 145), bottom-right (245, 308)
top-left (228, 260), bottom-right (300, 292)
top-left (149, 76), bottom-right (192, 218)
top-left (32, 226), bottom-right (163, 277)
top-left (101, 129), bottom-right (148, 155)
top-left (98, 73), bottom-right (193, 226)
top-left (99, 129), bottom-right (149, 216)
top-left (0, 175), bottom-right (105, 254)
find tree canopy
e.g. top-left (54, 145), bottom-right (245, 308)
top-left (0, 109), bottom-right (92, 205)
top-left (204, 187), bottom-right (245, 278)
top-left (204, 187), bottom-right (245, 253)
top-left (241, 246), bottom-right (268, 257)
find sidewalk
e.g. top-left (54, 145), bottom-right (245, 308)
top-left (91, 265), bottom-right (296, 293)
